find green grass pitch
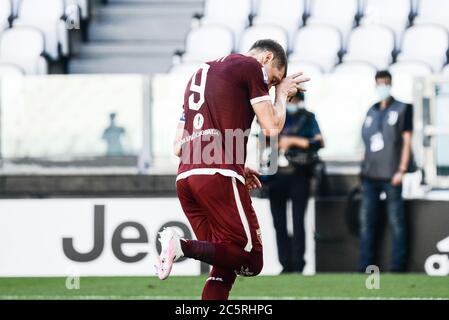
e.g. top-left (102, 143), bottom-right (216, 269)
top-left (1, 274), bottom-right (448, 300)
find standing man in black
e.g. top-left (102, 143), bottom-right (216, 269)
top-left (359, 70), bottom-right (413, 272)
top-left (268, 92), bottom-right (324, 273)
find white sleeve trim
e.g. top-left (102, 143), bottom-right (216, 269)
top-left (250, 95), bottom-right (272, 105)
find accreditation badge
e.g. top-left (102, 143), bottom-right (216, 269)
top-left (370, 132), bottom-right (384, 152)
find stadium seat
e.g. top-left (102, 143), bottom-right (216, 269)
top-left (200, 0), bottom-right (251, 44)
top-left (169, 62), bottom-right (201, 85)
top-left (252, 0), bottom-right (305, 41)
top-left (287, 61), bottom-right (324, 80)
top-left (0, 0), bottom-right (12, 31)
top-left (343, 25), bottom-right (395, 69)
top-left (389, 61), bottom-right (433, 78)
top-left (0, 27), bottom-right (48, 74)
top-left (66, 0), bottom-right (89, 21)
top-left (0, 62), bottom-right (25, 76)
top-left (360, 0), bottom-right (411, 44)
top-left (414, 0), bottom-right (449, 31)
top-left (441, 64), bottom-right (449, 76)
top-left (13, 0), bottom-right (70, 60)
top-left (442, 64), bottom-right (449, 76)
top-left (182, 26), bottom-right (234, 63)
top-left (239, 25), bottom-right (289, 53)
top-left (307, 0), bottom-right (358, 42)
top-left (333, 61), bottom-right (377, 78)
top-left (289, 25), bottom-right (341, 72)
top-left (396, 25), bottom-right (449, 72)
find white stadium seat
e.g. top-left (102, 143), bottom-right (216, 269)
top-left (170, 62), bottom-right (201, 77)
top-left (333, 61), bottom-right (377, 78)
top-left (442, 64), bottom-right (449, 76)
top-left (414, 0), bottom-right (449, 31)
top-left (239, 25), bottom-right (289, 53)
top-left (343, 25), bottom-right (395, 69)
top-left (182, 25), bottom-right (234, 63)
top-left (0, 0), bottom-right (12, 31)
top-left (389, 61), bottom-right (433, 77)
top-left (0, 62), bottom-right (25, 76)
top-left (396, 25), bottom-right (449, 72)
top-left (13, 0), bottom-right (69, 60)
top-left (360, 0), bottom-right (411, 44)
top-left (200, 0), bottom-right (251, 43)
top-left (65, 0), bottom-right (89, 21)
top-left (288, 61), bottom-right (324, 78)
top-left (289, 25), bottom-right (341, 72)
top-left (307, 0), bottom-right (358, 41)
top-left (252, 0), bottom-right (305, 41)
top-left (0, 27), bottom-right (48, 74)
top-left (169, 62), bottom-right (201, 84)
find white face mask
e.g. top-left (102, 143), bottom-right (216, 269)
top-left (286, 103), bottom-right (298, 114)
top-left (376, 84), bottom-right (391, 101)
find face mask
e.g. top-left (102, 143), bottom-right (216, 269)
top-left (297, 102), bottom-right (306, 109)
top-left (286, 103), bottom-right (298, 114)
top-left (376, 85), bottom-right (391, 101)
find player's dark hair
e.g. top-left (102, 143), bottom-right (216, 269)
top-left (375, 70), bottom-right (392, 82)
top-left (249, 39), bottom-right (288, 77)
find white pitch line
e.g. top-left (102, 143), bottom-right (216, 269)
top-left (0, 295), bottom-right (447, 300)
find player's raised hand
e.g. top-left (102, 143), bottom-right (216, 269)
top-left (276, 72), bottom-right (310, 98)
top-left (244, 167), bottom-right (262, 191)
top-left (287, 72), bottom-right (311, 95)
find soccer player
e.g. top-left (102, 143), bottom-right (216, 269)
top-left (155, 39), bottom-right (309, 300)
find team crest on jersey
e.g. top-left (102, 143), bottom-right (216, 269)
top-left (261, 67), bottom-right (268, 84)
top-left (256, 228), bottom-right (262, 245)
top-left (234, 266), bottom-right (254, 277)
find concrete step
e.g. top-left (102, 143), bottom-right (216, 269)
top-left (69, 56), bottom-right (172, 74)
top-left (94, 3), bottom-right (203, 18)
top-left (88, 20), bottom-right (191, 41)
top-left (76, 41), bottom-right (181, 58)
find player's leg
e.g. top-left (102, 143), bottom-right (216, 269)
top-left (180, 174), bottom-right (264, 275)
top-left (201, 266), bottom-right (237, 300)
top-left (176, 177), bottom-right (213, 242)
top-left (156, 177), bottom-right (213, 280)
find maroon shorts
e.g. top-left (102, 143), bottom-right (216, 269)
top-left (176, 173), bottom-right (263, 253)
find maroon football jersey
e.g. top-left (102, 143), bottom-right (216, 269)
top-left (177, 54), bottom-right (271, 183)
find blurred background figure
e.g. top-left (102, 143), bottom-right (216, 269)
top-left (102, 112), bottom-right (126, 156)
top-left (268, 92), bottom-right (324, 273)
top-left (359, 70), bottom-right (414, 273)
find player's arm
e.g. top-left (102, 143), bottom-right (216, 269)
top-left (253, 73), bottom-right (309, 137)
top-left (173, 110), bottom-right (186, 157)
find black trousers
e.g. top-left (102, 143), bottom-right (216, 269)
top-left (268, 167), bottom-right (311, 272)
